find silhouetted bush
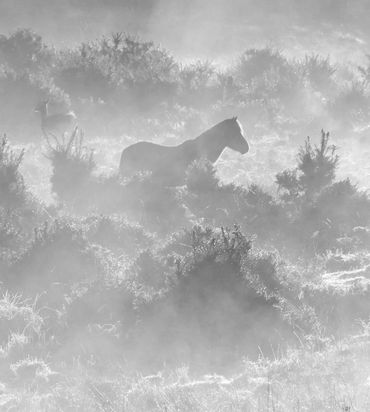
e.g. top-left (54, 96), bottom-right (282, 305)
top-left (54, 34), bottom-right (178, 112)
top-left (177, 61), bottom-right (225, 109)
top-left (47, 128), bottom-right (95, 210)
top-left (234, 48), bottom-right (288, 84)
top-left (132, 226), bottom-right (297, 372)
top-left (185, 158), bottom-right (219, 194)
top-left (277, 130), bottom-right (338, 202)
top-left (183, 161), bottom-right (286, 242)
top-left (0, 135), bottom-right (26, 209)
top-left (9, 220), bottom-right (104, 293)
top-left (300, 54), bottom-right (336, 94)
top-left (240, 184), bottom-right (287, 242)
top-left (0, 29), bottom-right (53, 73)
top-left (120, 174), bottom-right (189, 234)
top-left (276, 131), bottom-right (370, 253)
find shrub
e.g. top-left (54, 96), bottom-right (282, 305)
top-left (0, 135), bottom-right (26, 209)
top-left (0, 29), bottom-right (52, 73)
top-left (53, 45), bottom-right (114, 101)
top-left (234, 48), bottom-right (288, 84)
top-left (276, 131), bottom-right (370, 253)
top-left (120, 174), bottom-right (189, 235)
top-left (277, 130), bottom-right (338, 202)
top-left (329, 81), bottom-right (370, 129)
top-left (54, 33), bottom-right (178, 113)
top-left (132, 226), bottom-right (297, 372)
top-left (240, 184), bottom-right (287, 242)
top-left (84, 214), bottom-right (154, 256)
top-left (313, 179), bottom-right (370, 248)
top-left (300, 54), bottom-right (336, 93)
top-left (185, 158), bottom-right (219, 194)
top-left (47, 128), bottom-right (95, 209)
top-left (9, 220), bottom-right (103, 293)
top-left (129, 250), bottom-right (170, 292)
top-left (177, 61), bottom-right (224, 108)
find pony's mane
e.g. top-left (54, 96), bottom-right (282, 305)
top-left (192, 117), bottom-right (243, 144)
top-left (235, 118), bottom-right (244, 135)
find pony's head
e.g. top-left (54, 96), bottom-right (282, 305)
top-left (224, 117), bottom-right (249, 154)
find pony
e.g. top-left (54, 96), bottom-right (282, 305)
top-left (35, 100), bottom-right (77, 137)
top-left (119, 117), bottom-right (249, 186)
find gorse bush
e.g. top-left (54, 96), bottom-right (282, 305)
top-left (300, 54), bottom-right (336, 94)
top-left (47, 128), bottom-right (95, 209)
top-left (54, 33), bottom-right (178, 111)
top-left (0, 29), bottom-right (52, 73)
top-left (9, 219), bottom-right (103, 293)
top-left (0, 135), bottom-right (26, 209)
top-left (276, 130), bottom-right (370, 253)
top-left (329, 81), bottom-right (370, 128)
top-left (234, 48), bottom-right (288, 83)
top-left (84, 214), bottom-right (154, 256)
top-left (185, 158), bottom-right (219, 194)
top-left (132, 226), bottom-right (299, 372)
top-left (277, 130), bottom-right (338, 201)
top-left (1, 28), bottom-right (369, 138)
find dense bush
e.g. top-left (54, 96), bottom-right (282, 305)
top-left (1, 28), bottom-right (370, 140)
top-left (275, 131), bottom-right (370, 253)
top-left (131, 226), bottom-right (298, 372)
top-left (8, 220), bottom-right (104, 293)
top-left (0, 29), bottom-right (53, 74)
top-left (47, 128), bottom-right (95, 209)
top-left (0, 135), bottom-right (26, 209)
top-left (277, 130), bottom-right (338, 202)
top-left (84, 214), bottom-right (154, 256)
top-left (329, 81), bottom-right (370, 129)
top-left (300, 54), bottom-right (336, 95)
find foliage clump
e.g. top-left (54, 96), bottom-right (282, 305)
top-left (0, 135), bottom-right (26, 209)
top-left (46, 128), bottom-right (95, 209)
top-left (132, 226), bottom-right (298, 372)
top-left (276, 130), bottom-right (370, 253)
top-left (277, 130), bottom-right (338, 201)
top-left (9, 220), bottom-right (103, 292)
top-left (185, 158), bottom-right (219, 194)
top-left (84, 214), bottom-right (154, 256)
top-left (0, 28), bottom-right (52, 73)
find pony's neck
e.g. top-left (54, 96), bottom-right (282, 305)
top-left (196, 126), bottom-right (227, 162)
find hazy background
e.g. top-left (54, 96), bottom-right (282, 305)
top-left (1, 0), bottom-right (369, 63)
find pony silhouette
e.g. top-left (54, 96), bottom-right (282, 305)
top-left (119, 117), bottom-right (249, 186)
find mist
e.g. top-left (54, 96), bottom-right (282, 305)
top-left (1, 0), bottom-right (370, 62)
top-left (1, 1), bottom-right (370, 410)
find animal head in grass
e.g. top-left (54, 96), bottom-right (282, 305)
top-left (35, 100), bottom-right (77, 137)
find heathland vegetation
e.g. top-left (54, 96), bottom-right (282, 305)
top-left (1, 28), bottom-right (370, 410)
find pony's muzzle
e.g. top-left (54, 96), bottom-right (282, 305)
top-left (240, 142), bottom-right (249, 154)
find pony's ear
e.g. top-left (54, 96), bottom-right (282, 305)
top-left (232, 116), bottom-right (238, 121)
